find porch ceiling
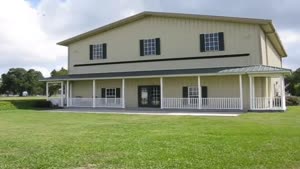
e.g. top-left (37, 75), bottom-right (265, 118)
top-left (40, 65), bottom-right (291, 81)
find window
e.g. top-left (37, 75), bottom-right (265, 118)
top-left (93, 44), bottom-right (104, 59)
top-left (188, 86), bottom-right (198, 105)
top-left (188, 86), bottom-right (198, 98)
top-left (200, 32), bottom-right (224, 52)
top-left (144, 39), bottom-right (157, 56)
top-left (106, 88), bottom-right (116, 98)
top-left (140, 38), bottom-right (160, 56)
top-left (204, 33), bottom-right (219, 52)
top-left (90, 43), bottom-right (107, 60)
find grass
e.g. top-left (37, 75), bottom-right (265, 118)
top-left (0, 96), bottom-right (46, 100)
top-left (0, 107), bottom-right (299, 169)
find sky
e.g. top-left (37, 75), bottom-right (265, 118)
top-left (0, 0), bottom-right (299, 77)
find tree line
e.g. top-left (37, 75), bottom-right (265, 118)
top-left (0, 68), bottom-right (67, 96)
top-left (286, 68), bottom-right (300, 96)
top-left (0, 67), bottom-right (300, 97)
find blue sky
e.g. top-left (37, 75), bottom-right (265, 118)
top-left (27, 0), bottom-right (40, 6)
top-left (0, 0), bottom-right (299, 77)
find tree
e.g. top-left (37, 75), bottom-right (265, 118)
top-left (0, 68), bottom-right (44, 96)
top-left (285, 68), bottom-right (300, 96)
top-left (48, 67), bottom-right (68, 96)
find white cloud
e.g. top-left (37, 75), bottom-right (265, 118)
top-left (279, 30), bottom-right (300, 70)
top-left (0, 0), bottom-right (66, 77)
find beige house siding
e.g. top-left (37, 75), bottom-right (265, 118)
top-left (68, 16), bottom-right (263, 74)
top-left (70, 75), bottom-right (268, 110)
top-left (260, 29), bottom-right (267, 65)
top-left (72, 81), bottom-right (92, 98)
top-left (266, 38), bottom-right (282, 67)
top-left (259, 30), bottom-right (282, 67)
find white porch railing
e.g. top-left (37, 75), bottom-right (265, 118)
top-left (163, 98), bottom-right (241, 110)
top-left (201, 98), bottom-right (241, 109)
top-left (70, 98), bottom-right (93, 107)
top-left (95, 98), bottom-right (123, 108)
top-left (48, 98), bottom-right (62, 107)
top-left (251, 97), bottom-right (282, 110)
top-left (69, 98), bottom-right (123, 108)
top-left (163, 98), bottom-right (199, 109)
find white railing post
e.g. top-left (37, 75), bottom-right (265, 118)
top-left (60, 81), bottom-right (64, 107)
top-left (239, 75), bottom-right (243, 110)
top-left (66, 80), bottom-right (69, 107)
top-left (160, 77), bottom-right (164, 109)
top-left (198, 76), bottom-right (202, 109)
top-left (46, 82), bottom-right (49, 101)
top-left (122, 78), bottom-right (125, 108)
top-left (92, 80), bottom-right (96, 108)
top-left (280, 76), bottom-right (286, 111)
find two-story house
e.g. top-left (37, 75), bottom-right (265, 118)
top-left (42, 11), bottom-right (290, 111)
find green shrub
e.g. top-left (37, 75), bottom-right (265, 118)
top-left (286, 96), bottom-right (300, 106)
top-left (0, 99), bottom-right (52, 110)
top-left (0, 101), bottom-right (17, 110)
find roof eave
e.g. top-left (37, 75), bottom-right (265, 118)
top-left (261, 22), bottom-right (288, 57)
top-left (56, 11), bottom-right (273, 46)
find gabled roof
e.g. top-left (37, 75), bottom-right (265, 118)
top-left (41, 65), bottom-right (291, 81)
top-left (57, 11), bottom-right (287, 57)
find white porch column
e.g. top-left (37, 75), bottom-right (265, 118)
top-left (92, 80), bottom-right (96, 108)
top-left (160, 77), bottom-right (164, 109)
top-left (46, 82), bottom-right (49, 101)
top-left (239, 75), bottom-right (243, 110)
top-left (122, 78), bottom-right (125, 108)
top-left (70, 82), bottom-right (73, 106)
top-left (60, 81), bottom-right (64, 107)
top-left (269, 78), bottom-right (273, 109)
top-left (198, 76), bottom-right (202, 109)
top-left (280, 75), bottom-right (286, 111)
top-left (252, 77), bottom-right (255, 99)
top-left (249, 76), bottom-right (253, 109)
top-left (66, 80), bottom-right (69, 107)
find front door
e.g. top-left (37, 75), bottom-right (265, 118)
top-left (138, 86), bottom-right (160, 107)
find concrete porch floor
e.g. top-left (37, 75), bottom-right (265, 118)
top-left (47, 107), bottom-right (244, 117)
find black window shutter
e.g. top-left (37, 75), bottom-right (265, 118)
top-left (89, 45), bottom-right (93, 60)
top-left (182, 87), bottom-right (188, 98)
top-left (102, 43), bottom-right (107, 59)
top-left (218, 32), bottom-right (224, 51)
top-left (201, 86), bottom-right (208, 98)
top-left (140, 40), bottom-right (144, 56)
top-left (200, 34), bottom-right (205, 52)
top-left (101, 88), bottom-right (106, 98)
top-left (156, 38), bottom-right (161, 55)
top-left (116, 88), bottom-right (121, 98)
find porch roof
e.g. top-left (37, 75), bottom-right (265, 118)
top-left (41, 65), bottom-right (291, 81)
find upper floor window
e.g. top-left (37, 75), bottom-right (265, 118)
top-left (200, 32), bottom-right (224, 52)
top-left (140, 38), bottom-right (161, 56)
top-left (89, 43), bottom-right (107, 60)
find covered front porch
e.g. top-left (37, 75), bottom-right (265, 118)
top-left (43, 65), bottom-right (290, 112)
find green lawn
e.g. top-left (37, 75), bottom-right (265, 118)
top-left (0, 96), bottom-right (46, 100)
top-left (0, 107), bottom-right (299, 169)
